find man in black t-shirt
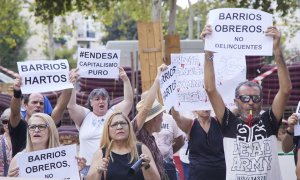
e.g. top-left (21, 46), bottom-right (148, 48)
top-left (202, 25), bottom-right (291, 180)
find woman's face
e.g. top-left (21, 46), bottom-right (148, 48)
top-left (108, 115), bottom-right (129, 141)
top-left (1, 119), bottom-right (9, 133)
top-left (90, 96), bottom-right (109, 116)
top-left (28, 117), bottom-right (49, 147)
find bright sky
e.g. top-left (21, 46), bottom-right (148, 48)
top-left (177, 0), bottom-right (199, 9)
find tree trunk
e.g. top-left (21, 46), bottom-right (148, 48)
top-left (47, 21), bottom-right (55, 60)
top-left (188, 0), bottom-right (194, 39)
top-left (152, 0), bottom-right (162, 21)
top-left (167, 0), bottom-right (177, 35)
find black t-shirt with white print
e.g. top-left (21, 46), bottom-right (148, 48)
top-left (221, 107), bottom-right (283, 180)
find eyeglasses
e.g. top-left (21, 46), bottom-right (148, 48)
top-left (238, 95), bottom-right (262, 103)
top-left (28, 124), bottom-right (48, 131)
top-left (1, 119), bottom-right (9, 125)
top-left (110, 121), bottom-right (128, 129)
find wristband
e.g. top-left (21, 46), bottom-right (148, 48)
top-left (13, 89), bottom-right (22, 99)
top-left (286, 130), bottom-right (294, 136)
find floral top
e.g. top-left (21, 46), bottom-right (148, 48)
top-left (0, 134), bottom-right (12, 176)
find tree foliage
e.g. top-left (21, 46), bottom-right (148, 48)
top-left (0, 0), bottom-right (29, 71)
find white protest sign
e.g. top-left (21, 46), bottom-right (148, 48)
top-left (171, 53), bottom-right (208, 111)
top-left (160, 65), bottom-right (177, 113)
top-left (214, 53), bottom-right (247, 109)
top-left (170, 53), bottom-right (246, 111)
top-left (16, 144), bottom-right (79, 180)
top-left (294, 101), bottom-right (300, 136)
top-left (205, 8), bottom-right (273, 56)
top-left (77, 48), bottom-right (120, 79)
top-left (17, 60), bottom-right (73, 94)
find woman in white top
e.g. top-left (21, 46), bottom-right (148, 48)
top-left (67, 67), bottom-right (133, 175)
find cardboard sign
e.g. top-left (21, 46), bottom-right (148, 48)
top-left (17, 60), bottom-right (73, 94)
top-left (16, 144), bottom-right (80, 180)
top-left (205, 8), bottom-right (273, 56)
top-left (167, 53), bottom-right (246, 111)
top-left (77, 48), bottom-right (120, 79)
top-left (159, 65), bottom-right (177, 112)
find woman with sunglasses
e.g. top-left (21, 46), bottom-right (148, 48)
top-left (7, 113), bottom-right (86, 178)
top-left (171, 108), bottom-right (225, 180)
top-left (0, 108), bottom-right (12, 177)
top-left (85, 112), bottom-right (160, 180)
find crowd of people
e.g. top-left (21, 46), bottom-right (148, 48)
top-left (0, 22), bottom-right (298, 180)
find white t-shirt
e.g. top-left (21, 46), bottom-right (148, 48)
top-left (79, 107), bottom-right (113, 165)
top-left (153, 113), bottom-right (184, 163)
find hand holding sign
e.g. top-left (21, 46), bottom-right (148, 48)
top-left (293, 102), bottom-right (300, 136)
top-left (13, 74), bottom-right (22, 91)
top-left (119, 67), bottom-right (129, 82)
top-left (287, 113), bottom-right (299, 135)
top-left (265, 26), bottom-right (281, 50)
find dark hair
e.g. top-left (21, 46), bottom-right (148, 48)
top-left (235, 81), bottom-right (263, 98)
top-left (86, 88), bottom-right (110, 111)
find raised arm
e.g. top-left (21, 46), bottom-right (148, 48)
top-left (113, 67), bottom-right (134, 115)
top-left (266, 26), bottom-right (292, 122)
top-left (10, 75), bottom-right (22, 128)
top-left (170, 107), bottom-right (193, 134)
top-left (202, 25), bottom-right (226, 123)
top-left (135, 64), bottom-right (167, 130)
top-left (51, 69), bottom-right (77, 125)
top-left (67, 69), bottom-right (86, 127)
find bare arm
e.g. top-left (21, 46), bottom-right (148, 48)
top-left (201, 25), bottom-right (226, 123)
top-left (85, 149), bottom-right (106, 180)
top-left (113, 67), bottom-right (134, 116)
top-left (267, 27), bottom-right (292, 122)
top-left (67, 69), bottom-right (86, 127)
top-left (51, 88), bottom-right (72, 125)
top-left (141, 144), bottom-right (160, 180)
top-left (170, 107), bottom-right (193, 134)
top-left (282, 114), bottom-right (298, 153)
top-left (10, 75), bottom-right (22, 128)
top-left (173, 135), bottom-right (184, 153)
top-left (135, 64), bottom-right (167, 130)
top-left (8, 156), bottom-right (19, 177)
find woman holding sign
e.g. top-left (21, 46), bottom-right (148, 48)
top-left (85, 112), bottom-right (159, 180)
top-left (67, 67), bottom-right (133, 175)
top-left (171, 108), bottom-right (226, 180)
top-left (7, 113), bottom-right (86, 178)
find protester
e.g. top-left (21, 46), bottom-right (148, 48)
top-left (0, 109), bottom-right (12, 177)
top-left (281, 113), bottom-right (300, 178)
top-left (9, 72), bottom-right (75, 157)
top-left (171, 108), bottom-right (225, 180)
top-left (7, 113), bottom-right (86, 178)
top-left (153, 112), bottom-right (184, 180)
top-left (132, 64), bottom-right (168, 180)
top-left (202, 25), bottom-right (292, 180)
top-left (67, 67), bottom-right (133, 175)
top-left (86, 112), bottom-right (159, 180)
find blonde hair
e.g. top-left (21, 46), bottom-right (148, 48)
top-left (100, 112), bottom-right (138, 163)
top-left (26, 113), bottom-right (60, 152)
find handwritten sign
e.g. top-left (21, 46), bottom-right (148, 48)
top-left (17, 60), bottom-right (73, 94)
top-left (294, 101), bottom-right (300, 136)
top-left (77, 48), bottom-right (120, 79)
top-left (159, 65), bottom-right (177, 112)
top-left (205, 8), bottom-right (273, 56)
top-left (168, 53), bottom-right (246, 111)
top-left (16, 144), bottom-right (80, 180)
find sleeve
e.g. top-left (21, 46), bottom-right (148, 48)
top-left (221, 107), bottom-right (237, 138)
top-left (9, 120), bottom-right (27, 157)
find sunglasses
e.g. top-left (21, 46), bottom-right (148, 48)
top-left (1, 119), bottom-right (9, 125)
top-left (238, 95), bottom-right (262, 103)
